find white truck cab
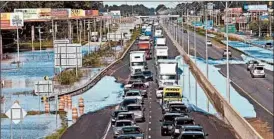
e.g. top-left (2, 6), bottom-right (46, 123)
top-left (156, 59), bottom-right (178, 87)
top-left (155, 46), bottom-right (168, 63)
top-left (130, 51), bottom-right (146, 74)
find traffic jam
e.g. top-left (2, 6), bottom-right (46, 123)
top-left (110, 18), bottom-right (208, 139)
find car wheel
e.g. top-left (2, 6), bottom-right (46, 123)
top-left (251, 74), bottom-right (254, 78)
top-left (263, 75), bottom-right (266, 78)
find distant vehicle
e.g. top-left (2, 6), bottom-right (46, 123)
top-left (124, 79), bottom-right (142, 91)
top-left (250, 65), bottom-right (265, 78)
top-left (162, 101), bottom-right (185, 114)
top-left (156, 86), bottom-right (164, 98)
top-left (124, 90), bottom-right (143, 103)
top-left (120, 98), bottom-right (141, 110)
top-left (172, 125), bottom-right (207, 139)
top-left (111, 110), bottom-right (128, 125)
top-left (116, 112), bottom-right (135, 122)
top-left (118, 126), bottom-right (144, 139)
top-left (130, 51), bottom-right (146, 74)
top-left (130, 82), bottom-right (148, 97)
top-left (126, 104), bottom-right (145, 122)
top-left (113, 120), bottom-right (135, 138)
top-left (160, 113), bottom-right (185, 136)
top-left (264, 42), bottom-right (272, 48)
top-left (176, 131), bottom-right (208, 139)
top-left (223, 49), bottom-right (232, 58)
top-left (246, 60), bottom-right (259, 71)
top-left (206, 40), bottom-right (212, 46)
top-left (142, 70), bottom-right (153, 81)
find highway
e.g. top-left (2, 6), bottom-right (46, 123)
top-left (169, 23), bottom-right (274, 132)
top-left (103, 31), bottom-right (237, 139)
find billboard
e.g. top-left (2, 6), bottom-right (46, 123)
top-left (38, 8), bottom-right (51, 20)
top-left (85, 10), bottom-right (93, 16)
top-left (110, 10), bottom-right (121, 18)
top-left (71, 9), bottom-right (85, 18)
top-left (92, 10), bottom-right (99, 16)
top-left (0, 13), bottom-right (18, 30)
top-left (51, 9), bottom-right (70, 19)
top-left (247, 5), bottom-right (268, 12)
top-left (225, 8), bottom-right (243, 14)
top-left (10, 12), bottom-right (24, 27)
top-left (54, 44), bottom-right (82, 68)
top-left (14, 9), bottom-right (39, 20)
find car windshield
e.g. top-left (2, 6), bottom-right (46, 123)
top-left (117, 136), bottom-right (136, 139)
top-left (122, 99), bottom-right (137, 106)
top-left (185, 128), bottom-right (203, 132)
top-left (160, 75), bottom-right (176, 80)
top-left (118, 114), bottom-right (133, 120)
top-left (157, 56), bottom-right (168, 59)
top-left (132, 84), bottom-right (145, 88)
top-left (180, 134), bottom-right (205, 139)
top-left (127, 106), bottom-right (142, 111)
top-left (126, 92), bottom-right (140, 96)
top-left (170, 107), bottom-right (187, 113)
top-left (158, 87), bottom-right (164, 90)
top-left (164, 92), bottom-right (180, 97)
top-left (143, 71), bottom-right (151, 75)
top-left (131, 76), bottom-right (145, 80)
top-left (163, 115), bottom-right (179, 121)
top-left (122, 127), bottom-right (141, 134)
top-left (116, 122), bottom-right (132, 127)
top-left (132, 62), bottom-right (144, 66)
top-left (176, 120), bottom-right (194, 125)
top-left (255, 67), bottom-right (264, 70)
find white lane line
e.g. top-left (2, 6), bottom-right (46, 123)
top-left (150, 116), bottom-right (152, 119)
top-left (149, 128), bottom-right (151, 131)
top-left (149, 111), bottom-right (152, 113)
top-left (148, 135), bottom-right (151, 138)
top-left (149, 122), bottom-right (151, 124)
top-left (102, 106), bottom-right (119, 139)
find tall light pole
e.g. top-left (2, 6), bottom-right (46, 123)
top-left (225, 1), bottom-right (230, 103)
top-left (0, 1), bottom-right (9, 60)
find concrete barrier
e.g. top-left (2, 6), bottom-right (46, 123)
top-left (161, 22), bottom-right (263, 139)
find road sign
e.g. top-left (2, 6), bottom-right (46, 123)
top-left (54, 44), bottom-right (82, 68)
top-left (10, 12), bottom-right (24, 27)
top-left (35, 80), bottom-right (53, 96)
top-left (53, 39), bottom-right (71, 45)
top-left (5, 101), bottom-right (27, 124)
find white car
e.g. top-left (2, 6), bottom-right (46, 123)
top-left (223, 49), bottom-right (232, 58)
top-left (250, 65), bottom-right (265, 78)
top-left (206, 40), bottom-right (212, 46)
top-left (156, 87), bottom-right (163, 98)
top-left (124, 90), bottom-right (143, 103)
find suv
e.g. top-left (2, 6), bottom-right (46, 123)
top-left (120, 98), bottom-right (141, 110)
top-left (130, 74), bottom-right (149, 86)
top-left (126, 104), bottom-right (145, 122)
top-left (162, 101), bottom-right (185, 114)
top-left (116, 112), bottom-right (135, 123)
top-left (171, 117), bottom-right (195, 138)
top-left (223, 49), bottom-right (232, 58)
top-left (169, 105), bottom-right (189, 114)
top-left (118, 126), bottom-right (144, 139)
top-left (160, 113), bottom-right (185, 136)
top-left (113, 120), bottom-right (135, 138)
top-left (246, 60), bottom-right (259, 71)
top-left (142, 70), bottom-right (153, 81)
top-left (264, 42), bottom-right (272, 48)
top-left (250, 65), bottom-right (265, 78)
top-left (124, 79), bottom-right (142, 91)
top-left (130, 82), bottom-right (148, 97)
top-left (124, 90), bottom-right (143, 103)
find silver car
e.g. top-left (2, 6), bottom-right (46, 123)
top-left (126, 104), bottom-right (145, 122)
top-left (246, 60), bottom-right (259, 71)
top-left (250, 65), bottom-right (265, 78)
top-left (113, 120), bottom-right (135, 138)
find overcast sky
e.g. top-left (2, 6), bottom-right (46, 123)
top-left (103, 1), bottom-right (178, 9)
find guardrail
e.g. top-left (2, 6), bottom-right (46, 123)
top-left (161, 22), bottom-right (263, 139)
top-left (48, 37), bottom-right (137, 99)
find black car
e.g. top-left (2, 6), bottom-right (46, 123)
top-left (160, 113), bottom-right (185, 136)
top-left (142, 70), bottom-right (153, 81)
top-left (111, 110), bottom-right (128, 125)
top-left (177, 131), bottom-right (208, 139)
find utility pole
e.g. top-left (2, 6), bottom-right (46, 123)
top-left (225, 1), bottom-right (230, 103)
top-left (0, 11), bottom-right (2, 60)
top-left (36, 25), bottom-right (43, 53)
top-left (87, 20), bottom-right (91, 54)
top-left (68, 20), bottom-right (72, 41)
top-left (84, 19), bottom-right (86, 41)
top-left (80, 20), bottom-right (82, 44)
top-left (100, 18), bottom-right (102, 48)
top-left (76, 19), bottom-right (79, 42)
top-left (54, 22), bottom-right (57, 39)
top-left (51, 19), bottom-right (55, 41)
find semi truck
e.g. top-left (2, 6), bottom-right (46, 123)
top-left (156, 59), bottom-right (178, 87)
top-left (138, 36), bottom-right (151, 60)
top-left (145, 26), bottom-right (152, 36)
top-left (130, 51), bottom-right (146, 74)
top-left (155, 46), bottom-right (168, 62)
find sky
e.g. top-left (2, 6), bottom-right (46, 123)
top-left (103, 1), bottom-right (178, 9)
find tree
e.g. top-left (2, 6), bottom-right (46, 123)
top-left (155, 4), bottom-right (167, 13)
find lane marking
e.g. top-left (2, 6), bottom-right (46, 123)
top-left (148, 135), bottom-right (151, 138)
top-left (219, 71), bottom-right (274, 116)
top-left (149, 116), bottom-right (152, 119)
top-left (102, 105), bottom-right (119, 139)
top-left (149, 122), bottom-right (151, 124)
top-left (149, 128), bottom-right (151, 131)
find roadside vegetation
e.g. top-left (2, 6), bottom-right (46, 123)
top-left (57, 68), bottom-right (83, 85)
top-left (45, 111), bottom-right (68, 139)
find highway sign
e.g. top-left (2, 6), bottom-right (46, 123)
top-left (54, 44), bottom-right (82, 68)
top-left (5, 101), bottom-right (27, 124)
top-left (35, 80), bottom-right (53, 96)
top-left (10, 12), bottom-right (24, 27)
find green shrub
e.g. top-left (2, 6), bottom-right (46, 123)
top-left (57, 69), bottom-right (83, 85)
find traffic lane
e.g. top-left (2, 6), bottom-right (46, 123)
top-left (217, 64), bottom-right (273, 113)
top-left (190, 112), bottom-right (237, 139)
top-left (216, 64), bottom-right (274, 132)
top-left (61, 106), bottom-right (116, 139)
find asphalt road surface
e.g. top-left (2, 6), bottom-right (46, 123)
top-left (104, 32), bottom-right (237, 139)
top-left (167, 23), bottom-right (274, 132)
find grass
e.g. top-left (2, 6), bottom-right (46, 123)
top-left (83, 46), bottom-right (115, 67)
top-left (246, 118), bottom-right (273, 139)
top-left (57, 68), bottom-right (83, 85)
top-left (20, 41), bottom-right (53, 49)
top-left (45, 111), bottom-right (68, 139)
